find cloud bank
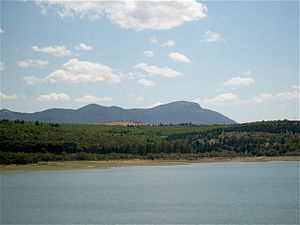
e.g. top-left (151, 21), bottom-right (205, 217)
top-left (32, 45), bottom-right (71, 57)
top-left (38, 92), bottom-right (70, 101)
top-left (25, 58), bottom-right (122, 85)
top-left (17, 59), bottom-right (49, 68)
top-left (35, 0), bottom-right (207, 31)
top-left (134, 63), bottom-right (182, 78)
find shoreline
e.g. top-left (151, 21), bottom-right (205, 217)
top-left (0, 156), bottom-right (299, 172)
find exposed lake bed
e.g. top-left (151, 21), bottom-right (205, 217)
top-left (0, 156), bottom-right (298, 172)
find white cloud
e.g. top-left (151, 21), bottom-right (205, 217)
top-left (17, 59), bottom-right (49, 68)
top-left (291, 84), bottom-right (300, 90)
top-left (150, 38), bottom-right (176, 47)
top-left (134, 63), bottom-right (182, 78)
top-left (224, 77), bottom-right (255, 86)
top-left (143, 51), bottom-right (154, 57)
top-left (252, 93), bottom-right (274, 103)
top-left (168, 52), bottom-right (190, 63)
top-left (276, 91), bottom-right (299, 100)
top-left (75, 43), bottom-right (92, 51)
top-left (74, 95), bottom-right (112, 103)
top-left (25, 59), bottom-right (122, 85)
top-left (194, 87), bottom-right (299, 107)
top-left (24, 76), bottom-right (42, 85)
top-left (137, 78), bottom-right (154, 87)
top-left (38, 92), bottom-right (70, 101)
top-left (36, 1), bottom-right (207, 31)
top-left (44, 70), bottom-right (73, 83)
top-left (32, 45), bottom-right (71, 57)
top-left (161, 40), bottom-right (176, 47)
top-left (196, 93), bottom-right (241, 106)
top-left (149, 36), bottom-right (158, 44)
top-left (44, 58), bottom-right (121, 84)
top-left (0, 27), bottom-right (4, 34)
top-left (202, 30), bottom-right (224, 42)
top-left (242, 70), bottom-right (252, 76)
top-left (148, 102), bottom-right (164, 108)
top-left (248, 88), bottom-right (299, 104)
top-left (0, 92), bottom-right (18, 100)
top-left (122, 72), bottom-right (145, 80)
top-left (0, 61), bottom-right (4, 71)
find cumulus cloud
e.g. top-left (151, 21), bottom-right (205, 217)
top-left (161, 40), bottom-right (176, 47)
top-left (251, 89), bottom-right (299, 103)
top-left (223, 77), bottom-right (255, 86)
top-left (75, 43), bottom-right (92, 51)
top-left (251, 88), bottom-right (299, 103)
top-left (0, 61), bottom-right (4, 71)
top-left (0, 92), bottom-right (18, 100)
top-left (35, 0), bottom-right (207, 31)
top-left (195, 86), bottom-right (299, 107)
top-left (32, 45), bottom-right (71, 57)
top-left (17, 59), bottom-right (49, 68)
top-left (38, 92), bottom-right (70, 101)
top-left (201, 30), bottom-right (224, 42)
top-left (121, 72), bottom-right (145, 80)
top-left (291, 84), bottom-right (300, 90)
top-left (150, 38), bottom-right (176, 47)
top-left (196, 93), bottom-right (241, 106)
top-left (34, 58), bottom-right (122, 84)
top-left (250, 86), bottom-right (299, 104)
top-left (276, 91), bottom-right (299, 100)
top-left (74, 95), bottom-right (112, 103)
top-left (143, 51), bottom-right (154, 57)
top-left (23, 76), bottom-right (42, 85)
top-left (134, 63), bottom-right (182, 78)
top-left (168, 52), bottom-right (190, 63)
top-left (137, 78), bottom-right (154, 87)
top-left (0, 27), bottom-right (4, 34)
top-left (252, 93), bottom-right (274, 103)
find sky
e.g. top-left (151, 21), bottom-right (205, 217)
top-left (0, 0), bottom-right (299, 123)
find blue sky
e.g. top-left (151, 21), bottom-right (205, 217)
top-left (0, 0), bottom-right (299, 122)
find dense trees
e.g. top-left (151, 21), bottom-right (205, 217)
top-left (0, 120), bottom-right (299, 164)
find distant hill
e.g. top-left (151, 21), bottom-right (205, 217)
top-left (0, 101), bottom-right (236, 125)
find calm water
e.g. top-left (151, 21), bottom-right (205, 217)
top-left (1, 161), bottom-right (299, 224)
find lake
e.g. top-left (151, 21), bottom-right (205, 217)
top-left (1, 161), bottom-right (299, 224)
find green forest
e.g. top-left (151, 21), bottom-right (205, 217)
top-left (0, 120), bottom-right (299, 164)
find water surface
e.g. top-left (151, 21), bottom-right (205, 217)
top-left (1, 161), bottom-right (299, 224)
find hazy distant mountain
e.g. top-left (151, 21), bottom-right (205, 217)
top-left (0, 101), bottom-right (236, 124)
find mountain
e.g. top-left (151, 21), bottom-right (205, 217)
top-left (0, 101), bottom-right (236, 124)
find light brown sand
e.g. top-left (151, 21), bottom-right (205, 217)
top-left (0, 156), bottom-right (298, 172)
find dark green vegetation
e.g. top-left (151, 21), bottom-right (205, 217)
top-left (0, 120), bottom-right (299, 164)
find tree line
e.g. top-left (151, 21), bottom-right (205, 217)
top-left (0, 120), bottom-right (299, 164)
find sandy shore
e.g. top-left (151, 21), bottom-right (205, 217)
top-left (0, 156), bottom-right (299, 172)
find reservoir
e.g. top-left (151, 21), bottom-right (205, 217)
top-left (1, 161), bottom-right (299, 224)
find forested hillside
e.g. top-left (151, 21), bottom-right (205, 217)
top-left (0, 120), bottom-right (299, 164)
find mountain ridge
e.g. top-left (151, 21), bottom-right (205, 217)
top-left (0, 101), bottom-right (236, 124)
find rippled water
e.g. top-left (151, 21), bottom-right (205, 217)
top-left (1, 161), bottom-right (299, 224)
